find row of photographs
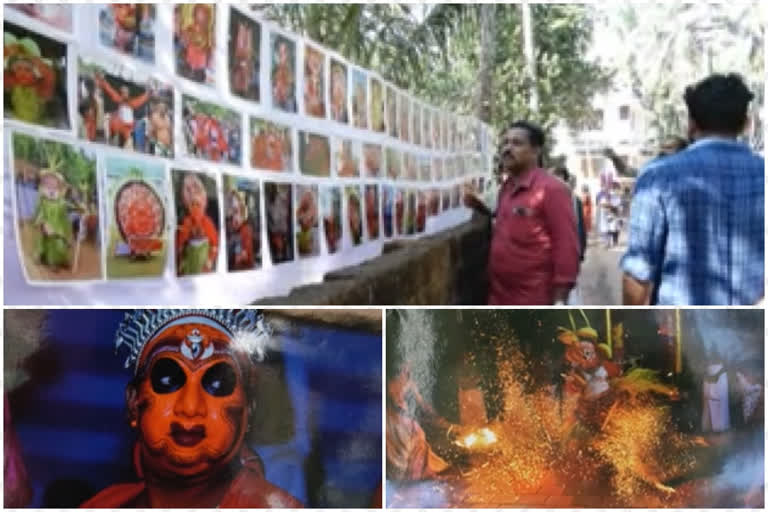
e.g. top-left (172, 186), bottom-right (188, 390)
top-left (4, 309), bottom-right (764, 508)
top-left (4, 4), bottom-right (493, 163)
top-left (10, 130), bottom-right (487, 284)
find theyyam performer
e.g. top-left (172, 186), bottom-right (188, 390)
top-left (82, 309), bottom-right (302, 508)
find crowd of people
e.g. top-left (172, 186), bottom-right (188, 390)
top-left (465, 72), bottom-right (764, 306)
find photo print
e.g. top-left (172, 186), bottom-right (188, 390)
top-left (334, 138), bottom-right (360, 178)
top-left (428, 189), bottom-right (440, 217)
top-left (419, 156), bottom-right (431, 182)
top-left (434, 158), bottom-right (444, 182)
top-left (394, 188), bottom-right (405, 236)
top-left (345, 185), bottom-right (363, 246)
top-left (228, 8), bottom-right (261, 102)
top-left (299, 131), bottom-right (331, 177)
top-left (329, 58), bottom-right (348, 123)
top-left (181, 94), bottom-right (242, 165)
top-left (404, 189), bottom-right (416, 235)
top-left (370, 77), bottom-right (385, 133)
top-left (104, 155), bottom-right (168, 279)
top-left (250, 118), bottom-right (293, 172)
top-left (4, 22), bottom-right (69, 129)
top-left (172, 169), bottom-right (220, 277)
top-left (382, 185), bottom-right (395, 238)
top-left (364, 184), bottom-right (380, 241)
top-left (8, 4), bottom-right (72, 31)
top-left (223, 174), bottom-right (261, 272)
top-left (303, 45), bottom-right (326, 118)
top-left (265, 181), bottom-right (294, 264)
top-left (441, 188), bottom-right (451, 212)
top-left (99, 4), bottom-right (155, 63)
top-left (270, 33), bottom-right (297, 113)
top-left (404, 153), bottom-right (418, 181)
top-left (320, 185), bottom-right (342, 254)
top-left (174, 4), bottom-right (216, 84)
top-left (398, 94), bottom-right (409, 143)
top-left (295, 184), bottom-right (320, 258)
top-left (11, 133), bottom-right (101, 281)
top-left (351, 68), bottom-right (367, 129)
top-left (363, 144), bottom-right (382, 178)
top-left (422, 106), bottom-right (431, 149)
top-left (415, 190), bottom-right (427, 233)
top-left (412, 102), bottom-right (421, 146)
top-left (77, 57), bottom-right (174, 157)
top-left (386, 148), bottom-right (401, 180)
top-left (386, 85), bottom-right (397, 138)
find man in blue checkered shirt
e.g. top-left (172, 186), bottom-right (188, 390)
top-left (622, 73), bottom-right (764, 305)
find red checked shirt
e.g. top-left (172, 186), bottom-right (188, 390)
top-left (488, 168), bottom-right (580, 305)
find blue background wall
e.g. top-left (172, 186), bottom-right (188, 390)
top-left (7, 309), bottom-right (382, 508)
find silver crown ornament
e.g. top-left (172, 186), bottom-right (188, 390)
top-left (115, 309), bottom-right (270, 373)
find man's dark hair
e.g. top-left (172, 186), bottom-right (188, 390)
top-left (506, 120), bottom-right (546, 148)
top-left (553, 166), bottom-right (570, 182)
top-left (684, 73), bottom-right (754, 135)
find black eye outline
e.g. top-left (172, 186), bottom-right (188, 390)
top-left (150, 358), bottom-right (187, 394)
top-left (202, 362), bottom-right (238, 397)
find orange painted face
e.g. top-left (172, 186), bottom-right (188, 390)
top-left (134, 323), bottom-right (248, 480)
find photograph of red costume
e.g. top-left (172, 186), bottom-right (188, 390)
top-left (299, 131), bottom-right (331, 177)
top-left (334, 138), bottom-right (360, 178)
top-left (4, 22), bottom-right (69, 129)
top-left (99, 4), bottom-right (155, 63)
top-left (363, 144), bottom-right (382, 178)
top-left (329, 59), bottom-right (349, 123)
top-left (229, 8), bottom-right (261, 102)
top-left (386, 148), bottom-right (401, 180)
top-left (303, 45), bottom-right (326, 118)
top-left (174, 4), bottom-right (215, 84)
top-left (365, 184), bottom-right (380, 241)
top-left (8, 4), bottom-right (72, 31)
top-left (4, 309), bottom-right (382, 508)
top-left (251, 118), bottom-right (293, 172)
top-left (77, 57), bottom-right (173, 157)
top-left (351, 69), bottom-right (368, 130)
top-left (265, 182), bottom-right (294, 264)
top-left (224, 175), bottom-right (261, 272)
top-left (386, 309), bottom-right (764, 508)
top-left (295, 185), bottom-right (320, 257)
top-left (172, 170), bottom-right (220, 277)
top-left (271, 34), bottom-right (296, 112)
top-left (346, 186), bottom-right (363, 246)
top-left (320, 186), bottom-right (342, 253)
top-left (182, 94), bottom-right (242, 165)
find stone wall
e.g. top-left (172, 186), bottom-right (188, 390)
top-left (256, 215), bottom-right (491, 305)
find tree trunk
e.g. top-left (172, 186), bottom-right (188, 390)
top-left (477, 4), bottom-right (496, 123)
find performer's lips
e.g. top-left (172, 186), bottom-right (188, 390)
top-left (170, 423), bottom-right (206, 447)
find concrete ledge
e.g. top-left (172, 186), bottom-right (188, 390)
top-left (255, 215), bottom-right (490, 305)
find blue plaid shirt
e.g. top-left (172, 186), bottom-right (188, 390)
top-left (621, 138), bottom-right (764, 305)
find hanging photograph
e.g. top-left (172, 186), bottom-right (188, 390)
top-left (270, 32), bottom-right (297, 112)
top-left (298, 131), bottom-right (331, 177)
top-left (386, 148), bottom-right (401, 180)
top-left (422, 106), bottom-right (431, 149)
top-left (250, 118), bottom-right (293, 172)
top-left (419, 156), bottom-right (431, 182)
top-left (8, 4), bottom-right (72, 32)
top-left (404, 153), bottom-right (418, 181)
top-left (172, 169), bottom-right (220, 276)
top-left (428, 189), bottom-right (440, 216)
top-left (395, 188), bottom-right (405, 236)
top-left (405, 189), bottom-right (416, 235)
top-left (451, 183), bottom-right (461, 208)
top-left (295, 184), bottom-right (320, 258)
top-left (181, 94), bottom-right (242, 165)
top-left (228, 7), bottom-right (261, 102)
top-left (98, 4), bottom-right (155, 63)
top-left (441, 188), bottom-right (451, 212)
top-left (364, 184), bottom-right (380, 241)
top-left (370, 77), bottom-right (385, 133)
top-left (412, 103), bottom-right (422, 146)
top-left (399, 94), bottom-right (410, 143)
top-left (382, 185), bottom-right (395, 238)
top-left (11, 133), bottom-right (101, 282)
top-left (4, 22), bottom-right (69, 129)
top-left (223, 174), bottom-right (261, 272)
top-left (386, 85), bottom-right (397, 138)
top-left (351, 69), bottom-right (368, 130)
top-left (303, 45), bottom-right (326, 118)
top-left (415, 190), bottom-right (427, 233)
top-left (432, 109), bottom-right (440, 149)
top-left (434, 157), bottom-right (444, 182)
top-left (77, 57), bottom-right (174, 158)
top-left (329, 58), bottom-right (348, 123)
top-left (345, 185), bottom-right (363, 247)
top-left (104, 155), bottom-right (168, 279)
top-left (174, 4), bottom-right (216, 84)
top-left (265, 181), bottom-right (294, 264)
top-left (320, 185), bottom-right (342, 254)
top-left (334, 138), bottom-right (360, 178)
top-left (363, 144), bottom-right (382, 178)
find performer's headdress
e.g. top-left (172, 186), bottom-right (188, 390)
top-left (115, 309), bottom-right (270, 374)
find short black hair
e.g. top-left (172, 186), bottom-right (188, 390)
top-left (553, 166), bottom-right (570, 181)
top-left (506, 120), bottom-right (546, 148)
top-left (684, 73), bottom-right (754, 135)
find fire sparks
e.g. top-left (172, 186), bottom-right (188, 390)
top-left (457, 427), bottom-right (497, 449)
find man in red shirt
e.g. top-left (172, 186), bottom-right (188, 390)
top-left (465, 121), bottom-right (580, 305)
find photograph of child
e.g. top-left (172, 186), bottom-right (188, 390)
top-left (251, 118), bottom-right (293, 172)
top-left (174, 4), bottom-right (215, 84)
top-left (271, 33), bottom-right (296, 112)
top-left (224, 174), bottom-right (261, 272)
top-left (99, 4), bottom-right (155, 63)
top-left (303, 45), bottom-right (326, 118)
top-left (12, 133), bottom-right (101, 281)
top-left (295, 184), bottom-right (320, 258)
top-left (172, 169), bottom-right (220, 277)
top-left (228, 8), bottom-right (261, 102)
top-left (265, 182), bottom-right (294, 264)
top-left (320, 186), bottom-right (342, 254)
top-left (182, 94), bottom-right (242, 165)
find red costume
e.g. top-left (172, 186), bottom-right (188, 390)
top-left (94, 75), bottom-right (149, 143)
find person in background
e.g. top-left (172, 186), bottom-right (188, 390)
top-left (552, 166), bottom-right (586, 262)
top-left (622, 73), bottom-right (764, 305)
top-left (581, 184), bottom-right (593, 234)
top-left (464, 121), bottom-right (579, 305)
